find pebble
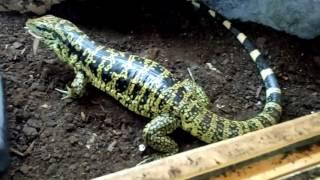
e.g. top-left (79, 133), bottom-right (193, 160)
top-left (70, 164), bottom-right (77, 171)
top-left (15, 109), bottom-right (31, 120)
top-left (45, 119), bottom-right (57, 127)
top-left (107, 140), bottom-right (117, 152)
top-left (29, 82), bottom-right (41, 91)
top-left (141, 48), bottom-right (160, 60)
top-left (104, 117), bottom-right (113, 126)
top-left (19, 164), bottom-right (30, 174)
top-left (80, 112), bottom-right (86, 121)
top-left (22, 125), bottom-right (38, 136)
top-left (65, 123), bottom-right (76, 132)
top-left (138, 144), bottom-right (146, 152)
top-left (45, 164), bottom-right (58, 175)
top-left (84, 153), bottom-right (90, 158)
top-left (12, 41), bottom-right (23, 49)
top-left (68, 136), bottom-right (78, 145)
top-left (40, 103), bottom-right (50, 109)
top-left (26, 118), bottom-right (42, 129)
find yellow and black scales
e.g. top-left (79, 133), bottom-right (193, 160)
top-left (25, 0), bottom-right (282, 159)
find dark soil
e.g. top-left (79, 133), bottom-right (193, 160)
top-left (0, 0), bottom-right (319, 179)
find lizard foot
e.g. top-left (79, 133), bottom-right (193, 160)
top-left (55, 86), bottom-right (74, 100)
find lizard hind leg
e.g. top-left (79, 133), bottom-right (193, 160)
top-left (182, 79), bottom-right (209, 107)
top-left (140, 114), bottom-right (180, 164)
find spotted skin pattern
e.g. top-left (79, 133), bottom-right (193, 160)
top-left (25, 0), bottom-right (281, 159)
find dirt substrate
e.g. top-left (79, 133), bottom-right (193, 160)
top-left (0, 0), bottom-right (319, 179)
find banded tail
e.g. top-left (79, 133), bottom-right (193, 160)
top-left (183, 0), bottom-right (282, 143)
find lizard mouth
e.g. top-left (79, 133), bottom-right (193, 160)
top-left (24, 26), bottom-right (42, 55)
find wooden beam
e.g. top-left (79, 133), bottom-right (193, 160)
top-left (93, 113), bottom-right (320, 180)
top-left (213, 144), bottom-right (320, 179)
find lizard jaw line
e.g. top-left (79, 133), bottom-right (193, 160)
top-left (27, 29), bottom-right (42, 39)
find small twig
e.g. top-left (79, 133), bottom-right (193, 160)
top-left (24, 140), bottom-right (36, 155)
top-left (10, 128), bottom-right (44, 157)
top-left (10, 139), bottom-right (36, 157)
top-left (206, 63), bottom-right (222, 74)
top-left (20, 47), bottom-right (27, 55)
top-left (10, 147), bottom-right (25, 157)
top-left (187, 67), bottom-right (195, 82)
top-left (99, 104), bottom-right (107, 113)
top-left (256, 85), bottom-right (263, 98)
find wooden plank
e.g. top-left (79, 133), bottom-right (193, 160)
top-left (213, 144), bottom-right (320, 179)
top-left (277, 163), bottom-right (320, 180)
top-left (93, 113), bottom-right (320, 180)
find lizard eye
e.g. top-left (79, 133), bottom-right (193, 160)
top-left (35, 24), bottom-right (47, 31)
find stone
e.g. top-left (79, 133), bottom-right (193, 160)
top-left (0, 0), bottom-right (65, 14)
top-left (2, 0), bottom-right (319, 39)
top-left (12, 42), bottom-right (23, 49)
top-left (26, 118), bottom-right (42, 129)
top-left (202, 0), bottom-right (320, 39)
top-left (45, 164), bottom-right (58, 175)
top-left (68, 136), bottom-right (78, 145)
top-left (22, 125), bottom-right (38, 136)
top-left (19, 164), bottom-right (31, 174)
top-left (45, 119), bottom-right (57, 127)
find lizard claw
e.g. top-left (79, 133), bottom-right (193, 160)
top-left (55, 88), bottom-right (68, 94)
top-left (136, 155), bottom-right (159, 166)
top-left (136, 152), bottom-right (175, 166)
top-left (55, 86), bottom-right (74, 99)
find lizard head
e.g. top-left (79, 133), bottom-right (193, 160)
top-left (25, 15), bottom-right (82, 56)
top-left (26, 15), bottom-right (62, 39)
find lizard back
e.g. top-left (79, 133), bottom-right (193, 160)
top-left (62, 30), bottom-right (177, 118)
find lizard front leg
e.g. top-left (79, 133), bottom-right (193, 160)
top-left (56, 70), bottom-right (88, 99)
top-left (139, 114), bottom-right (180, 164)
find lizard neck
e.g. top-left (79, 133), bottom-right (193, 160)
top-left (49, 28), bottom-right (96, 68)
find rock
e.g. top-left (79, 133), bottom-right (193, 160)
top-left (2, 0), bottom-right (318, 38)
top-left (70, 164), bottom-right (77, 171)
top-left (68, 136), bottom-right (78, 145)
top-left (45, 119), bottom-right (57, 127)
top-left (29, 82), bottom-right (40, 91)
top-left (140, 48), bottom-right (161, 60)
top-left (0, 0), bottom-right (65, 14)
top-left (15, 109), bottom-right (31, 121)
top-left (107, 140), bottom-right (117, 152)
top-left (202, 0), bottom-right (320, 39)
top-left (22, 125), bottom-right (38, 136)
top-left (104, 117), bottom-right (113, 126)
top-left (64, 123), bottom-right (76, 132)
top-left (19, 164), bottom-right (31, 174)
top-left (45, 164), bottom-right (58, 175)
top-left (12, 42), bottom-right (23, 49)
top-left (26, 118), bottom-right (42, 129)
top-left (3, 0), bottom-right (318, 38)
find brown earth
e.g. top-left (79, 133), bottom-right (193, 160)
top-left (0, 0), bottom-right (319, 179)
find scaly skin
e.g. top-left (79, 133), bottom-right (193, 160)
top-left (25, 0), bottom-right (282, 160)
